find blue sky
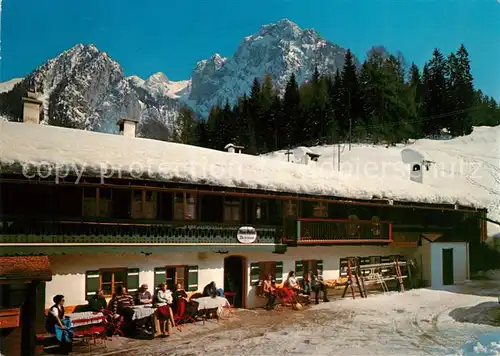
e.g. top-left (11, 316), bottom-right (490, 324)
top-left (2, 0), bottom-right (499, 99)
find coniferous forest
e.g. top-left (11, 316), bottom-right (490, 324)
top-left (175, 45), bottom-right (500, 154)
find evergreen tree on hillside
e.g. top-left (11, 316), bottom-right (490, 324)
top-left (422, 48), bottom-right (448, 135)
top-left (282, 73), bottom-right (301, 147)
top-left (339, 49), bottom-right (362, 137)
top-left (449, 45), bottom-right (474, 135)
top-left (175, 106), bottom-right (197, 144)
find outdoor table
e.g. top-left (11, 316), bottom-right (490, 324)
top-left (192, 296), bottom-right (230, 311)
top-left (131, 305), bottom-right (156, 321)
top-left (68, 311), bottom-right (105, 327)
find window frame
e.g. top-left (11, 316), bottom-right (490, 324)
top-left (258, 261), bottom-right (276, 281)
top-left (223, 196), bottom-right (241, 223)
top-left (165, 265), bottom-right (189, 289)
top-left (173, 192), bottom-right (197, 221)
top-left (99, 268), bottom-right (127, 297)
top-left (254, 199), bottom-right (269, 223)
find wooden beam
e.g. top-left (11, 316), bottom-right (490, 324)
top-left (0, 177), bottom-right (481, 213)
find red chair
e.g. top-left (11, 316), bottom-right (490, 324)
top-left (102, 309), bottom-right (124, 337)
top-left (173, 298), bottom-right (197, 331)
top-left (222, 292), bottom-right (236, 317)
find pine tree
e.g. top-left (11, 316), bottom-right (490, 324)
top-left (449, 44), bottom-right (474, 135)
top-left (282, 73), bottom-right (301, 147)
top-left (339, 49), bottom-right (362, 138)
top-left (423, 48), bottom-right (448, 135)
top-left (175, 106), bottom-right (197, 144)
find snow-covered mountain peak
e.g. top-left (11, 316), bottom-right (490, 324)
top-left (188, 19), bottom-right (350, 117)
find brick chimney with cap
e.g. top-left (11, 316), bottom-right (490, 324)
top-left (22, 91), bottom-right (43, 124)
top-left (117, 117), bottom-right (139, 137)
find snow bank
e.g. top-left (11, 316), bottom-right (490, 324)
top-left (265, 125), bottom-right (500, 236)
top-left (0, 121), bottom-right (484, 209)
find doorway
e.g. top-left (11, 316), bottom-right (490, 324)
top-left (442, 248), bottom-right (454, 285)
top-left (224, 256), bottom-right (246, 308)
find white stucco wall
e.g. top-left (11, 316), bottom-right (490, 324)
top-left (429, 242), bottom-right (469, 288)
top-left (46, 245), bottom-right (418, 309)
top-left (245, 245), bottom-right (413, 308)
top-left (46, 252), bottom-right (223, 308)
top-left (414, 240), bottom-right (432, 287)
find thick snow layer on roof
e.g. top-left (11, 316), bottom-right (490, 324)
top-left (0, 121), bottom-right (486, 209)
top-left (265, 125), bottom-right (500, 237)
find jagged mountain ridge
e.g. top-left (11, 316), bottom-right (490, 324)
top-left (0, 18), bottom-right (352, 137)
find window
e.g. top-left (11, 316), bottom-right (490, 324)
top-left (303, 260), bottom-right (318, 275)
top-left (224, 197), bottom-right (240, 222)
top-left (166, 266), bottom-right (187, 289)
top-left (258, 261), bottom-right (276, 281)
top-left (131, 190), bottom-right (157, 219)
top-left (173, 193), bottom-right (197, 220)
top-left (255, 200), bottom-right (268, 222)
top-left (313, 202), bottom-right (328, 218)
top-left (82, 188), bottom-right (112, 217)
top-left (283, 200), bottom-right (296, 217)
top-left (100, 269), bottom-right (126, 296)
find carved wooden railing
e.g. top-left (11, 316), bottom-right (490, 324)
top-left (283, 218), bottom-right (392, 245)
top-left (0, 218), bottom-right (279, 245)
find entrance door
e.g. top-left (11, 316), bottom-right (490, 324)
top-left (442, 248), bottom-right (454, 285)
top-left (224, 256), bottom-right (245, 308)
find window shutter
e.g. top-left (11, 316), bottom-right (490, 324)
top-left (275, 261), bottom-right (283, 284)
top-left (316, 260), bottom-right (324, 275)
top-left (187, 265), bottom-right (198, 292)
top-left (154, 267), bottom-right (166, 290)
top-left (127, 268), bottom-right (140, 293)
top-left (295, 261), bottom-right (304, 281)
top-left (250, 263), bottom-right (260, 286)
top-left (85, 270), bottom-right (100, 299)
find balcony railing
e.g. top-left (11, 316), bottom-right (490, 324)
top-left (0, 218), bottom-right (279, 245)
top-left (284, 218), bottom-right (392, 244)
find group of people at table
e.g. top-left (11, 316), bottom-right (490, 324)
top-left (261, 269), bottom-right (329, 309)
top-left (45, 281), bottom-right (223, 345)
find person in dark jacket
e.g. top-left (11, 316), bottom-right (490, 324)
top-left (202, 281), bottom-right (217, 298)
top-left (46, 294), bottom-right (66, 334)
top-left (88, 289), bottom-right (107, 312)
top-left (311, 269), bottom-right (329, 304)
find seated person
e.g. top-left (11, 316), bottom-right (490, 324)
top-left (202, 281), bottom-right (217, 298)
top-left (109, 285), bottom-right (135, 335)
top-left (154, 283), bottom-right (175, 337)
top-left (262, 275), bottom-right (276, 310)
top-left (88, 289), bottom-right (107, 312)
top-left (46, 295), bottom-right (73, 353)
top-left (175, 283), bottom-right (188, 298)
top-left (135, 284), bottom-right (153, 305)
top-left (285, 271), bottom-right (301, 292)
top-left (302, 272), bottom-right (313, 295)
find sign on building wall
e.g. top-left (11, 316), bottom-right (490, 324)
top-left (237, 226), bottom-right (257, 244)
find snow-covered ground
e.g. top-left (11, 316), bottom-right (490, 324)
top-left (99, 285), bottom-right (500, 356)
top-left (265, 126), bottom-right (500, 239)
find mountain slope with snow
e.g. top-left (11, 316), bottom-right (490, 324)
top-left (265, 125), bottom-right (500, 238)
top-left (0, 18), bottom-right (351, 132)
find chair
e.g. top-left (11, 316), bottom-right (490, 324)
top-left (102, 309), bottom-right (124, 337)
top-left (221, 292), bottom-right (236, 318)
top-left (173, 298), bottom-right (197, 331)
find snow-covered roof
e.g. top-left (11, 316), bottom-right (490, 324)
top-left (0, 121), bottom-right (483, 208)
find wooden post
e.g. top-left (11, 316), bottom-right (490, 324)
top-left (21, 281), bottom-right (40, 356)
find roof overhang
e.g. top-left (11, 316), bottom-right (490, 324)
top-left (0, 256), bottom-right (52, 283)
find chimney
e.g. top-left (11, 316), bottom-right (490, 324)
top-left (224, 143), bottom-right (244, 154)
top-left (117, 118), bottom-right (139, 137)
top-left (22, 91), bottom-right (43, 124)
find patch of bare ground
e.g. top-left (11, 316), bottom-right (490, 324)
top-left (90, 305), bottom-right (351, 356)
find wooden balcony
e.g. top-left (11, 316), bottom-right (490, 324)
top-left (284, 218), bottom-right (393, 245)
top-left (0, 218), bottom-right (285, 255)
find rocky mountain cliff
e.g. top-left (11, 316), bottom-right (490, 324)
top-left (0, 19), bottom-right (352, 138)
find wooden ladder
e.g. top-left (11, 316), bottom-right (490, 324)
top-left (394, 257), bottom-right (405, 293)
top-left (342, 258), bottom-right (367, 299)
